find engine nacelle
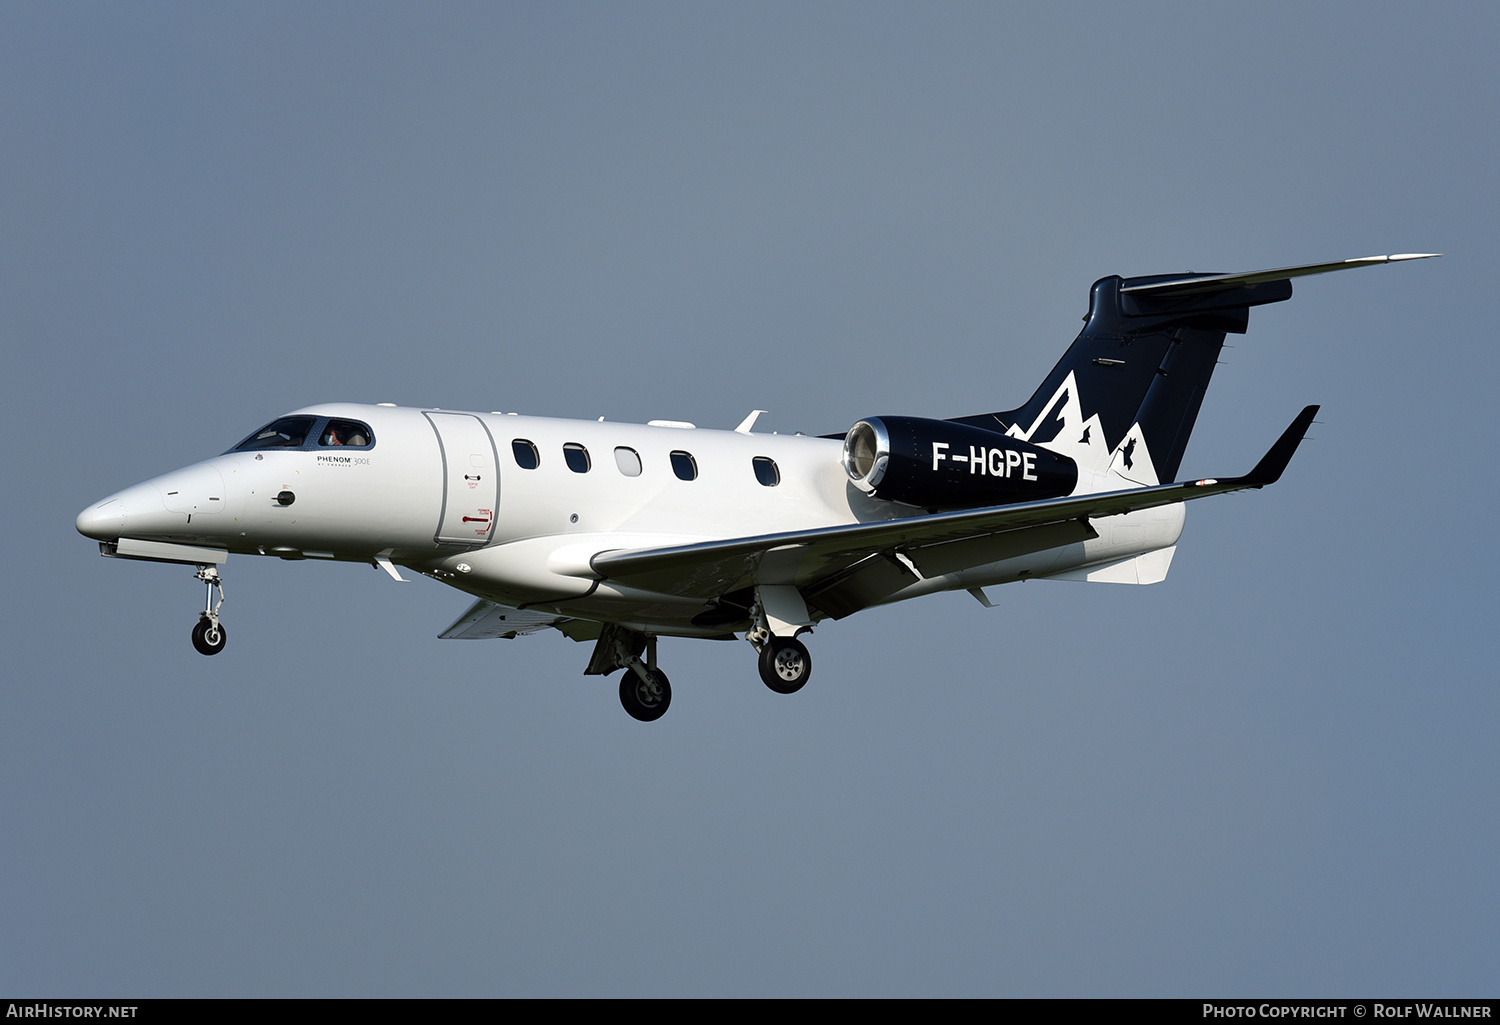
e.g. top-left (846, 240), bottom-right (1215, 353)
top-left (841, 416), bottom-right (1078, 509)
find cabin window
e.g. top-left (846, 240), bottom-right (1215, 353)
top-left (752, 456), bottom-right (780, 487)
top-left (319, 419), bottom-right (373, 448)
top-left (670, 450), bottom-right (698, 481)
top-left (564, 443), bottom-right (591, 473)
top-left (512, 440), bottom-right (540, 469)
top-left (233, 416), bottom-right (317, 451)
top-left (614, 447), bottom-right (642, 477)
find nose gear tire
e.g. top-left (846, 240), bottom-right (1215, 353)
top-left (191, 617), bottom-right (227, 656)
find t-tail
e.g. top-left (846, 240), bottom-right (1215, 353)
top-left (951, 254), bottom-right (1438, 493)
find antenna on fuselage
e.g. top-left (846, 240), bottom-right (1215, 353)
top-left (736, 410), bottom-right (768, 434)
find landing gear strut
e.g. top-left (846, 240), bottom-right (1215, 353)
top-left (190, 564), bottom-right (227, 656)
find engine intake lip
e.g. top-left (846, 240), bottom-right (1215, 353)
top-left (842, 418), bottom-right (891, 493)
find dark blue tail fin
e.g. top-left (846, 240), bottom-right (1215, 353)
top-left (951, 255), bottom-right (1435, 487)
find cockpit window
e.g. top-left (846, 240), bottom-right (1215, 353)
top-left (234, 416), bottom-right (317, 451)
top-left (319, 419), bottom-right (373, 448)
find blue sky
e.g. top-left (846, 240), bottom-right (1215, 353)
top-left (2, 3), bottom-right (1495, 996)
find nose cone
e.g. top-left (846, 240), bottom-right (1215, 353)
top-left (75, 479), bottom-right (181, 541)
top-left (76, 499), bottom-right (126, 540)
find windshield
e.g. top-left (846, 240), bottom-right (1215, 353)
top-left (233, 416), bottom-right (317, 451)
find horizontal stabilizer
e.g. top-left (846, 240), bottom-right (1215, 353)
top-left (1121, 253), bottom-right (1439, 299)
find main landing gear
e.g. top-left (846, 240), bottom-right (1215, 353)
top-left (586, 626), bottom-right (672, 721)
top-left (588, 617), bottom-right (813, 721)
top-left (619, 666), bottom-right (671, 722)
top-left (745, 598), bottom-right (813, 695)
top-left (190, 564), bottom-right (227, 656)
top-left (612, 632), bottom-right (810, 721)
top-left (611, 636), bottom-right (809, 720)
top-left (757, 636), bottom-right (811, 694)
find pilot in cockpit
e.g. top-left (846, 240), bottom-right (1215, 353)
top-left (319, 419), bottom-right (369, 448)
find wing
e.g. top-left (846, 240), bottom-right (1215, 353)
top-left (591, 406), bottom-right (1320, 607)
top-left (439, 598), bottom-right (594, 640)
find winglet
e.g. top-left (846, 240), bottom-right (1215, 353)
top-left (1241, 405), bottom-right (1320, 487)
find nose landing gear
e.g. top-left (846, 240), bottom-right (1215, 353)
top-left (191, 616), bottom-right (227, 656)
top-left (190, 564), bottom-right (227, 656)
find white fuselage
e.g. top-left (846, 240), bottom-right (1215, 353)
top-left (77, 402), bottom-right (1184, 636)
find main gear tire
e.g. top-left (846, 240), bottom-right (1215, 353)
top-left (758, 637), bottom-right (810, 694)
top-left (619, 668), bottom-right (671, 721)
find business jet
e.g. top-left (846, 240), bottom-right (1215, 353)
top-left (76, 254), bottom-right (1435, 720)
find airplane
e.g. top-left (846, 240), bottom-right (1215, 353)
top-left (76, 254), bottom-right (1436, 720)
